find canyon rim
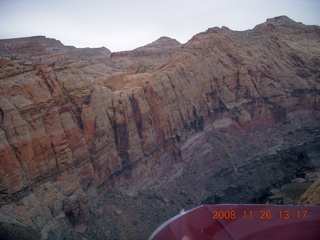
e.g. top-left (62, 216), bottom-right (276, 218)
top-left (0, 16), bottom-right (320, 239)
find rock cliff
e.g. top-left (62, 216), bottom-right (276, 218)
top-left (0, 16), bottom-right (320, 239)
top-left (110, 36), bottom-right (181, 73)
top-left (299, 178), bottom-right (320, 205)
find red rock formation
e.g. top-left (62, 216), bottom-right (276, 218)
top-left (299, 178), bottom-right (320, 205)
top-left (110, 36), bottom-right (181, 74)
top-left (0, 36), bottom-right (75, 57)
top-left (0, 16), bottom-right (319, 238)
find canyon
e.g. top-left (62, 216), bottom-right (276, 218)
top-left (0, 16), bottom-right (320, 239)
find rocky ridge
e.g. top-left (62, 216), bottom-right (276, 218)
top-left (0, 36), bottom-right (75, 57)
top-left (0, 16), bottom-right (320, 239)
top-left (110, 36), bottom-right (181, 74)
top-left (299, 177), bottom-right (320, 205)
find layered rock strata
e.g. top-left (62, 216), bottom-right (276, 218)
top-left (0, 16), bottom-right (320, 239)
top-left (299, 178), bottom-right (320, 205)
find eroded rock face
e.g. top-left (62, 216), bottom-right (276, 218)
top-left (299, 178), bottom-right (320, 205)
top-left (0, 36), bottom-right (75, 57)
top-left (110, 36), bottom-right (182, 73)
top-left (0, 16), bottom-right (320, 239)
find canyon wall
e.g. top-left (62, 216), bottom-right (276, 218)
top-left (0, 16), bottom-right (320, 239)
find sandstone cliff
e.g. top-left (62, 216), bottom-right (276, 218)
top-left (0, 16), bottom-right (320, 239)
top-left (299, 178), bottom-right (320, 205)
top-left (0, 36), bottom-right (75, 57)
top-left (110, 36), bottom-right (181, 73)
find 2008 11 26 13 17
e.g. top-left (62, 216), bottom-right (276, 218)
top-left (212, 209), bottom-right (308, 220)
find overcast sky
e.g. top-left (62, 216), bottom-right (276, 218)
top-left (1, 0), bottom-right (319, 52)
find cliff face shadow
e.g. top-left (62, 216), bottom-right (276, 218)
top-left (80, 117), bottom-right (320, 240)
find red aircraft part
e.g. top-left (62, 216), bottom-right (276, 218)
top-left (149, 205), bottom-right (320, 240)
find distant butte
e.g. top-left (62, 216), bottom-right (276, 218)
top-left (110, 36), bottom-right (182, 73)
top-left (0, 16), bottom-right (319, 239)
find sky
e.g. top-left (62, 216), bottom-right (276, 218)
top-left (1, 0), bottom-right (319, 52)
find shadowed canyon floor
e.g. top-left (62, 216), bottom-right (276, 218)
top-left (0, 16), bottom-right (320, 239)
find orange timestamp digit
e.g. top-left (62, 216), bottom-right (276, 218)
top-left (278, 210), bottom-right (308, 219)
top-left (212, 209), bottom-right (309, 220)
top-left (260, 210), bottom-right (272, 219)
top-left (212, 210), bottom-right (237, 220)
